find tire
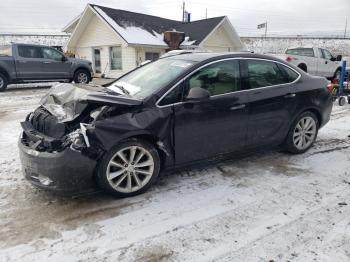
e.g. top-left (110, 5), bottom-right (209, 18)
top-left (73, 69), bottom-right (91, 84)
top-left (298, 64), bottom-right (307, 73)
top-left (284, 111), bottom-right (319, 154)
top-left (97, 139), bottom-right (161, 198)
top-left (0, 73), bottom-right (8, 92)
top-left (339, 96), bottom-right (346, 106)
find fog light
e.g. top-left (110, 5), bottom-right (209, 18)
top-left (38, 174), bottom-right (53, 186)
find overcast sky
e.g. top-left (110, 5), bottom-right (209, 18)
top-left (0, 0), bottom-right (349, 37)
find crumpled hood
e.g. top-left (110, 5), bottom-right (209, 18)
top-left (40, 83), bottom-right (142, 123)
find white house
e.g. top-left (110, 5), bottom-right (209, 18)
top-left (63, 4), bottom-right (246, 78)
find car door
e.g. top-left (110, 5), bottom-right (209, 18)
top-left (321, 49), bottom-right (338, 78)
top-left (41, 47), bottom-right (71, 79)
top-left (16, 45), bottom-right (44, 80)
top-left (169, 59), bottom-right (249, 164)
top-left (242, 59), bottom-right (300, 148)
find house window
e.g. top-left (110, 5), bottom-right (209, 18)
top-left (110, 46), bottom-right (122, 70)
top-left (145, 52), bottom-right (160, 61)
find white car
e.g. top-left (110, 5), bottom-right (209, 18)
top-left (274, 47), bottom-right (343, 79)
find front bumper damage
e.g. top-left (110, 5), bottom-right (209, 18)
top-left (19, 120), bottom-right (99, 195)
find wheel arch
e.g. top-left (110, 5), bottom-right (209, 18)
top-left (73, 67), bottom-right (92, 80)
top-left (0, 67), bottom-right (10, 81)
top-left (297, 63), bottom-right (308, 72)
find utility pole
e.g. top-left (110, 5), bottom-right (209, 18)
top-left (182, 1), bottom-right (185, 22)
top-left (264, 21), bottom-right (268, 38)
top-left (344, 18), bottom-right (348, 38)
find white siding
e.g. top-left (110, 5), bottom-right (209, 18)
top-left (70, 14), bottom-right (137, 78)
top-left (201, 25), bottom-right (237, 52)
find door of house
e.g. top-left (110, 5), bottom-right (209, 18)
top-left (93, 49), bottom-right (101, 73)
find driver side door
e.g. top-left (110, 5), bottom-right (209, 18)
top-left (171, 59), bottom-right (249, 164)
top-left (41, 47), bottom-right (71, 79)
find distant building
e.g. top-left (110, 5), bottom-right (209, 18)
top-left (63, 4), bottom-right (245, 78)
top-left (0, 33), bottom-right (69, 51)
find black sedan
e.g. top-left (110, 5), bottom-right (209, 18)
top-left (19, 52), bottom-right (333, 197)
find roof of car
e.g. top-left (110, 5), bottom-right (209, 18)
top-left (165, 52), bottom-right (282, 62)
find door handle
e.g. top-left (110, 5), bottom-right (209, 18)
top-left (284, 93), bottom-right (296, 98)
top-left (43, 61), bottom-right (52, 64)
top-left (325, 61), bottom-right (328, 64)
top-left (230, 104), bottom-right (246, 110)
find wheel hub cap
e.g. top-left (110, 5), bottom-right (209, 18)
top-left (106, 146), bottom-right (154, 193)
top-left (293, 116), bottom-right (317, 150)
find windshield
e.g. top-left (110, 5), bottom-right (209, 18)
top-left (106, 58), bottom-right (194, 99)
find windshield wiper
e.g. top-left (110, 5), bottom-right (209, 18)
top-left (113, 84), bottom-right (130, 96)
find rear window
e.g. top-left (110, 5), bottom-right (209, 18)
top-left (18, 45), bottom-right (43, 59)
top-left (286, 48), bottom-right (315, 57)
top-left (277, 63), bottom-right (300, 82)
top-left (0, 45), bottom-right (12, 56)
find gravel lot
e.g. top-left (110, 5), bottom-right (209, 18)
top-left (0, 84), bottom-right (350, 262)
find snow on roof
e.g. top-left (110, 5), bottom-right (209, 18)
top-left (94, 6), bottom-right (168, 47)
top-left (180, 36), bottom-right (197, 46)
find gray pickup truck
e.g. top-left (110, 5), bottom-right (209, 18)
top-left (0, 43), bottom-right (93, 91)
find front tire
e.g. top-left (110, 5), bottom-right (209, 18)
top-left (97, 139), bottom-right (161, 198)
top-left (0, 73), bottom-right (8, 92)
top-left (73, 69), bottom-right (91, 84)
top-left (284, 111), bottom-right (319, 154)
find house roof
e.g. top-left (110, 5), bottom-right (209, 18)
top-left (89, 4), bottom-right (226, 46)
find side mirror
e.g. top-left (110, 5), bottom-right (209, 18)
top-left (336, 55), bottom-right (342, 61)
top-left (186, 87), bottom-right (210, 102)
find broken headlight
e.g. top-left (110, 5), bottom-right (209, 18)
top-left (65, 123), bottom-right (91, 151)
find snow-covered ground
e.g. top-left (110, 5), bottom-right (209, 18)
top-left (0, 86), bottom-right (350, 262)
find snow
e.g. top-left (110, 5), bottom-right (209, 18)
top-left (0, 34), bottom-right (69, 47)
top-left (94, 7), bottom-right (168, 47)
top-left (0, 85), bottom-right (350, 261)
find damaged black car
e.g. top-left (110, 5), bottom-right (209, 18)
top-left (19, 53), bottom-right (333, 197)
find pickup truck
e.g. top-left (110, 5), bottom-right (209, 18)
top-left (0, 43), bottom-right (93, 91)
top-left (273, 47), bottom-right (343, 80)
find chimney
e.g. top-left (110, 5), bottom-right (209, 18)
top-left (163, 31), bottom-right (185, 50)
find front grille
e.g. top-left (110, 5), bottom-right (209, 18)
top-left (30, 107), bottom-right (66, 139)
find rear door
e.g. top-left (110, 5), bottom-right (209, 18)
top-left (16, 45), bottom-right (44, 80)
top-left (242, 59), bottom-right (300, 148)
top-left (41, 47), bottom-right (71, 79)
top-left (171, 59), bottom-right (249, 164)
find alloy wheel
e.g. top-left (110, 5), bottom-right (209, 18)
top-left (106, 146), bottom-right (155, 193)
top-left (77, 73), bottom-right (88, 83)
top-left (293, 116), bottom-right (317, 150)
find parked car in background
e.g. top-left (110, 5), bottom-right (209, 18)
top-left (19, 52), bottom-right (333, 197)
top-left (0, 43), bottom-right (93, 91)
top-left (273, 47), bottom-right (343, 79)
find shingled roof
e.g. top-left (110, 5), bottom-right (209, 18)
top-left (90, 4), bottom-right (225, 46)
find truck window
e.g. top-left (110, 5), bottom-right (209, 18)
top-left (286, 48), bottom-right (315, 57)
top-left (18, 46), bottom-right (43, 59)
top-left (42, 47), bottom-right (64, 61)
top-left (322, 49), bottom-right (333, 60)
top-left (0, 45), bottom-right (12, 56)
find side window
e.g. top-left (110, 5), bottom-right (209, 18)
top-left (318, 48), bottom-right (325, 59)
top-left (286, 48), bottom-right (314, 57)
top-left (145, 52), bottom-right (160, 61)
top-left (18, 46), bottom-right (42, 58)
top-left (322, 49), bottom-right (333, 60)
top-left (42, 47), bottom-right (64, 61)
top-left (277, 63), bottom-right (300, 82)
top-left (247, 60), bottom-right (287, 89)
top-left (185, 60), bottom-right (241, 97)
top-left (158, 84), bottom-right (183, 106)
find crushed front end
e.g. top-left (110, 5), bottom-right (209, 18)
top-left (19, 105), bottom-right (102, 195)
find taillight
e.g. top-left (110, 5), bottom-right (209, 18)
top-left (286, 56), bottom-right (293, 62)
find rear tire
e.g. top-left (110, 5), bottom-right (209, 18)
top-left (97, 139), bottom-right (161, 198)
top-left (0, 73), bottom-right (8, 92)
top-left (73, 69), bottom-right (91, 84)
top-left (284, 111), bottom-right (319, 154)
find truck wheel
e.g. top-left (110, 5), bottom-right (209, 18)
top-left (73, 69), bottom-right (91, 84)
top-left (0, 73), bottom-right (8, 92)
top-left (284, 111), bottom-right (319, 154)
top-left (97, 139), bottom-right (161, 198)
